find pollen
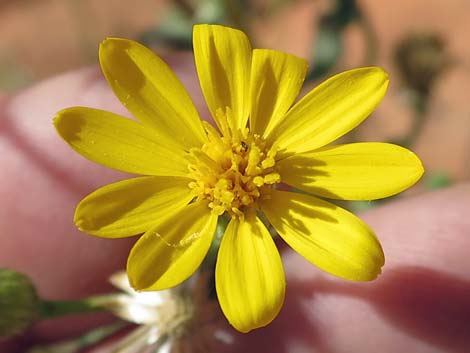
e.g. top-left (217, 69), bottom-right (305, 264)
top-left (187, 108), bottom-right (280, 219)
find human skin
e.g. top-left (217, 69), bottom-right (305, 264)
top-left (0, 54), bottom-right (469, 353)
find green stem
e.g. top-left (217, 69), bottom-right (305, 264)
top-left (26, 322), bottom-right (126, 353)
top-left (397, 91), bottom-right (429, 148)
top-left (39, 294), bottom-right (117, 319)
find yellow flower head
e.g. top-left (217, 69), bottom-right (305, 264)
top-left (54, 24), bottom-right (424, 333)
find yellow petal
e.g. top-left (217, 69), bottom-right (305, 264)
top-left (54, 107), bottom-right (188, 176)
top-left (249, 49), bottom-right (308, 138)
top-left (193, 24), bottom-right (251, 130)
top-left (216, 210), bottom-right (285, 333)
top-left (75, 176), bottom-right (193, 238)
top-left (99, 38), bottom-right (206, 149)
top-left (278, 143), bottom-right (424, 200)
top-left (127, 201), bottom-right (217, 291)
top-left (261, 190), bottom-right (384, 281)
top-left (269, 67), bottom-right (389, 156)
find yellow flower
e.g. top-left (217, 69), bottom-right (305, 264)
top-left (54, 24), bottom-right (424, 333)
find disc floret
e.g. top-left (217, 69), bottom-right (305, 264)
top-left (188, 109), bottom-right (280, 218)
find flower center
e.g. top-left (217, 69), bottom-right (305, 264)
top-left (187, 109), bottom-right (280, 219)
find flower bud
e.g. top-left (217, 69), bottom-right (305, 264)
top-left (0, 268), bottom-right (39, 337)
top-left (394, 34), bottom-right (449, 95)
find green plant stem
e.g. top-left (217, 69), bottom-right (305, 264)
top-left (39, 294), bottom-right (117, 319)
top-left (26, 322), bottom-right (126, 353)
top-left (398, 91), bottom-right (429, 148)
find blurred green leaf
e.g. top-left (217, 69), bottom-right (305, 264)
top-left (139, 0), bottom-right (229, 50)
top-left (348, 200), bottom-right (377, 212)
top-left (425, 172), bottom-right (452, 190)
top-left (308, 27), bottom-right (343, 80)
top-left (307, 0), bottom-right (373, 81)
top-left (139, 5), bottom-right (193, 50)
top-left (195, 0), bottom-right (227, 23)
top-left (323, 0), bottom-right (359, 28)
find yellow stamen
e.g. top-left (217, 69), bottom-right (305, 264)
top-left (188, 108), bottom-right (280, 218)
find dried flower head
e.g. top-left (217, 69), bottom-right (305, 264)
top-left (103, 271), bottom-right (229, 353)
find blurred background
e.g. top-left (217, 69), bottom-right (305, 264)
top-left (0, 1), bottom-right (469, 352)
top-left (0, 0), bottom-right (469, 208)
